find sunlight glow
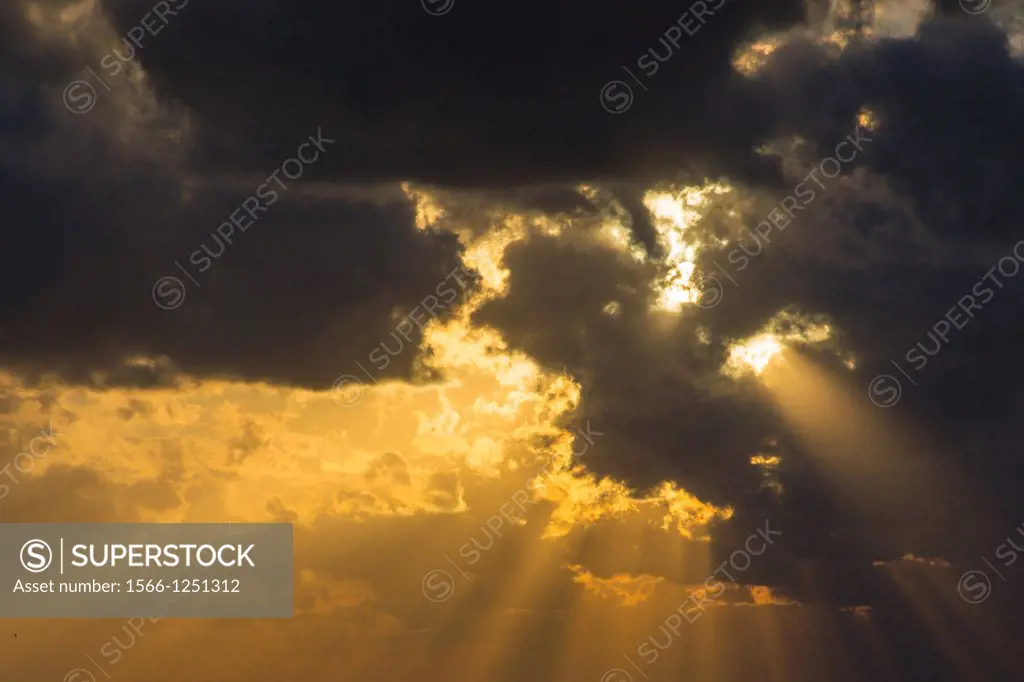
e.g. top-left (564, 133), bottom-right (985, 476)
top-left (728, 334), bottom-right (784, 376)
top-left (568, 565), bottom-right (664, 606)
top-left (643, 184), bottom-right (732, 312)
top-left (723, 311), bottom-right (839, 378)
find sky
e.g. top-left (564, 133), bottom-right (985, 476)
top-left (3, 0), bottom-right (1024, 680)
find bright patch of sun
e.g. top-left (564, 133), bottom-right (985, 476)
top-left (643, 184), bottom-right (732, 312)
top-left (724, 311), bottom-right (837, 378)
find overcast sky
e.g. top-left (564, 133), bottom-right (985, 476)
top-left (2, 1), bottom-right (1024, 681)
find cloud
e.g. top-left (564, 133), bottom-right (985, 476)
top-left (5, 5), bottom-right (1024, 680)
top-left (568, 564), bottom-right (664, 605)
top-left (0, 6), bottom-right (474, 390)
top-left (99, 0), bottom-right (807, 187)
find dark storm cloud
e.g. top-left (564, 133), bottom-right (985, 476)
top-left (0, 147), bottom-right (471, 389)
top-left (0, 2), bottom-right (474, 390)
top-left (757, 17), bottom-right (1024, 242)
top-left (100, 0), bottom-right (806, 188)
